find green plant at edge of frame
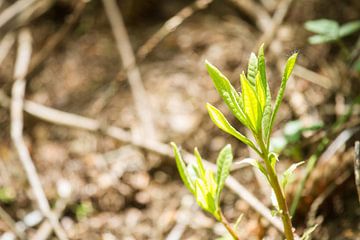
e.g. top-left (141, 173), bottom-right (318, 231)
top-left (172, 44), bottom-right (314, 240)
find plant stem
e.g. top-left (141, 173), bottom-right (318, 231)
top-left (258, 141), bottom-right (294, 240)
top-left (219, 211), bottom-right (240, 240)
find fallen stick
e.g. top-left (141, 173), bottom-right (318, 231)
top-left (10, 28), bottom-right (68, 240)
top-left (102, 0), bottom-right (157, 140)
top-left (0, 94), bottom-right (285, 233)
top-left (355, 141), bottom-right (360, 204)
top-left (137, 0), bottom-right (213, 60)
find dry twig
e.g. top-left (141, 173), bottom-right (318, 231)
top-left (137, 0), bottom-right (213, 60)
top-left (355, 141), bottom-right (360, 204)
top-left (0, 205), bottom-right (25, 239)
top-left (0, 32), bottom-right (15, 65)
top-left (0, 93), bottom-right (284, 233)
top-left (226, 0), bottom-right (271, 32)
top-left (28, 0), bottom-right (86, 76)
top-left (0, 0), bottom-right (37, 31)
top-left (10, 29), bottom-right (68, 240)
top-left (102, 0), bottom-right (157, 140)
top-left (254, 0), bottom-right (294, 50)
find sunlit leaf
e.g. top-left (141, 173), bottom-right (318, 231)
top-left (267, 52), bottom-right (298, 145)
top-left (205, 61), bottom-right (247, 125)
top-left (194, 147), bottom-right (206, 178)
top-left (206, 103), bottom-right (257, 151)
top-left (247, 52), bottom-right (258, 86)
top-left (240, 73), bottom-right (261, 132)
top-left (255, 71), bottom-right (266, 111)
top-left (215, 144), bottom-right (233, 203)
top-left (258, 45), bottom-right (273, 142)
top-left (171, 143), bottom-right (194, 194)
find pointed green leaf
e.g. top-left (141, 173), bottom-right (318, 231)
top-left (195, 179), bottom-right (208, 209)
top-left (171, 143), bottom-right (194, 194)
top-left (257, 44), bottom-right (273, 142)
top-left (255, 71), bottom-right (266, 111)
top-left (215, 144), bottom-right (233, 203)
top-left (194, 147), bottom-right (206, 178)
top-left (281, 161), bottom-right (304, 190)
top-left (247, 53), bottom-right (258, 86)
top-left (267, 53), bottom-right (298, 145)
top-left (240, 73), bottom-right (261, 132)
top-left (339, 20), bottom-right (360, 37)
top-left (205, 60), bottom-right (247, 125)
top-left (206, 103), bottom-right (258, 152)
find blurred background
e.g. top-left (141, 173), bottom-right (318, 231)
top-left (0, 0), bottom-right (359, 239)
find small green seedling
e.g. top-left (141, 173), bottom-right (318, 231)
top-left (304, 19), bottom-right (360, 45)
top-left (172, 45), bottom-right (314, 239)
top-left (304, 18), bottom-right (360, 63)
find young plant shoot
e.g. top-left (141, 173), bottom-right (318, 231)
top-left (172, 44), bottom-right (301, 240)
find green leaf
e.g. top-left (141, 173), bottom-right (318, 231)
top-left (247, 52), bottom-right (258, 86)
top-left (267, 52), bottom-right (298, 145)
top-left (171, 143), bottom-right (194, 194)
top-left (215, 145), bottom-right (233, 204)
top-left (257, 44), bottom-right (267, 89)
top-left (281, 161), bottom-right (304, 190)
top-left (255, 71), bottom-right (266, 111)
top-left (194, 147), bottom-right (206, 178)
top-left (339, 20), bottom-right (360, 37)
top-left (258, 44), bottom-right (273, 142)
top-left (240, 73), bottom-right (261, 132)
top-left (308, 34), bottom-right (336, 44)
top-left (206, 103), bottom-right (258, 152)
top-left (304, 19), bottom-right (339, 37)
top-left (205, 60), bottom-right (247, 125)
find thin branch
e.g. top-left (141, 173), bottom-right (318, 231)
top-left (226, 0), bottom-right (271, 32)
top-left (0, 0), bottom-right (37, 31)
top-left (0, 92), bottom-right (284, 233)
top-left (0, 32), bottom-right (15, 65)
top-left (102, 0), bottom-right (157, 140)
top-left (28, 0), bottom-right (86, 76)
top-left (10, 29), bottom-right (68, 240)
top-left (137, 0), bottom-right (213, 60)
top-left (355, 141), bottom-right (360, 204)
top-left (254, 0), bottom-right (294, 50)
top-left (0, 205), bottom-right (26, 239)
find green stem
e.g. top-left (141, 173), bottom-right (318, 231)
top-left (258, 140), bottom-right (294, 240)
top-left (219, 211), bottom-right (240, 240)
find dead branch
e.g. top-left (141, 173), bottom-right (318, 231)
top-left (254, 0), bottom-right (294, 50)
top-left (0, 32), bottom-right (15, 65)
top-left (137, 0), bottom-right (213, 60)
top-left (102, 0), bottom-right (157, 140)
top-left (0, 0), bottom-right (37, 31)
top-left (28, 0), bottom-right (86, 76)
top-left (0, 91), bottom-right (284, 233)
top-left (355, 141), bottom-right (360, 204)
top-left (226, 0), bottom-right (271, 32)
top-left (0, 205), bottom-right (25, 239)
top-left (10, 29), bottom-right (68, 240)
